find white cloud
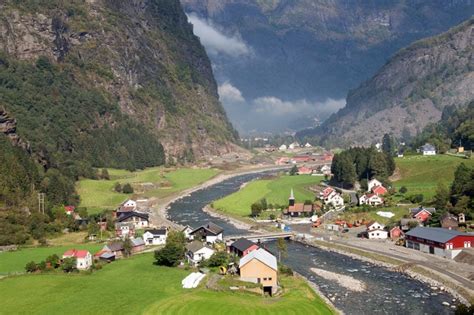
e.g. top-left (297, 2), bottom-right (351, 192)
top-left (218, 82), bottom-right (245, 103)
top-left (187, 13), bottom-right (251, 57)
top-left (253, 97), bottom-right (345, 116)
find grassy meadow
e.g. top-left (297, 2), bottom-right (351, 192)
top-left (0, 253), bottom-right (334, 315)
top-left (0, 244), bottom-right (102, 275)
top-left (77, 167), bottom-right (220, 214)
top-left (213, 175), bottom-right (323, 218)
top-left (393, 154), bottom-right (474, 200)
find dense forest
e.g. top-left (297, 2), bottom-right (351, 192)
top-left (411, 101), bottom-right (474, 153)
top-left (331, 146), bottom-right (395, 188)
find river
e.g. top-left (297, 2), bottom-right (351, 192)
top-left (167, 172), bottom-right (456, 314)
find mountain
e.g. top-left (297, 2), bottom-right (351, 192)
top-left (0, 0), bottom-right (237, 208)
top-left (298, 17), bottom-right (474, 147)
top-left (181, 0), bottom-right (474, 133)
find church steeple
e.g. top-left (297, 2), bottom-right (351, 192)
top-left (289, 188), bottom-right (295, 206)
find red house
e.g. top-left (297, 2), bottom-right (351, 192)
top-left (297, 166), bottom-right (313, 175)
top-left (228, 238), bottom-right (259, 257)
top-left (410, 206), bottom-right (435, 223)
top-left (405, 227), bottom-right (473, 259)
top-left (372, 186), bottom-right (388, 196)
top-left (390, 226), bottom-right (404, 240)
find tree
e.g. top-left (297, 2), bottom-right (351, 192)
top-left (251, 203), bottom-right (262, 217)
top-left (154, 243), bottom-right (185, 267)
top-left (276, 238), bottom-right (287, 262)
top-left (123, 237), bottom-right (133, 257)
top-left (166, 231), bottom-right (186, 248)
top-left (204, 251), bottom-right (229, 267)
top-left (454, 195), bottom-right (469, 215)
top-left (101, 168), bottom-right (110, 180)
top-left (433, 183), bottom-right (449, 210)
top-left (259, 198), bottom-right (268, 210)
top-left (114, 182), bottom-right (122, 193)
top-left (122, 183), bottom-right (134, 194)
top-left (45, 254), bottom-right (60, 269)
top-left (289, 165), bottom-right (298, 176)
top-left (382, 133), bottom-right (394, 155)
top-left (25, 261), bottom-right (38, 273)
top-left (399, 186), bottom-right (408, 194)
top-left (62, 257), bottom-right (77, 273)
top-left (450, 163), bottom-right (471, 202)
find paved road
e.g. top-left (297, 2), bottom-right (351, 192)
top-left (333, 240), bottom-right (474, 291)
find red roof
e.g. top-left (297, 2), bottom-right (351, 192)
top-left (64, 205), bottom-right (75, 213)
top-left (321, 187), bottom-right (335, 197)
top-left (372, 186), bottom-right (388, 195)
top-left (63, 249), bottom-right (89, 259)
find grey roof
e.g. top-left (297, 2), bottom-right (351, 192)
top-left (186, 240), bottom-right (206, 253)
top-left (400, 218), bottom-right (419, 225)
top-left (239, 248), bottom-right (277, 271)
top-left (420, 143), bottom-right (436, 151)
top-left (144, 228), bottom-right (167, 236)
top-left (230, 238), bottom-right (257, 252)
top-left (405, 227), bottom-right (468, 243)
top-left (100, 252), bottom-right (115, 259)
top-left (105, 241), bottom-right (123, 252)
top-left (190, 222), bottom-right (224, 236)
top-left (117, 211), bottom-right (149, 222)
top-left (131, 237), bottom-right (145, 247)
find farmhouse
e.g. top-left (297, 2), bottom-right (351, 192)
top-left (359, 193), bottom-right (383, 206)
top-left (185, 241), bottom-right (215, 266)
top-left (368, 178), bottom-right (383, 192)
top-left (420, 143), bottom-right (436, 155)
top-left (62, 249), bottom-right (92, 270)
top-left (366, 221), bottom-right (388, 239)
top-left (115, 222), bottom-right (135, 238)
top-left (239, 248), bottom-right (278, 295)
top-left (410, 206), bottom-right (436, 223)
top-left (319, 187), bottom-right (344, 208)
top-left (119, 199), bottom-right (137, 212)
top-left (143, 228), bottom-right (168, 245)
top-left (190, 222), bottom-right (224, 244)
top-left (117, 211), bottom-right (149, 229)
top-left (102, 241), bottom-right (125, 258)
top-left (405, 227), bottom-right (474, 259)
top-left (372, 185), bottom-right (388, 196)
top-left (228, 238), bottom-right (259, 257)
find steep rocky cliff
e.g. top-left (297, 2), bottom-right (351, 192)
top-left (0, 0), bottom-right (237, 162)
top-left (298, 18), bottom-right (474, 147)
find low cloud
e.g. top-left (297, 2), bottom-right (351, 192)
top-left (253, 97), bottom-right (345, 116)
top-left (218, 82), bottom-right (245, 103)
top-left (187, 13), bottom-right (251, 57)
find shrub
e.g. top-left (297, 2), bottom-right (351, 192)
top-left (25, 261), bottom-right (38, 273)
top-left (122, 183), bottom-right (134, 194)
top-left (278, 264), bottom-right (293, 276)
top-left (203, 251), bottom-right (229, 267)
top-left (399, 186), bottom-right (408, 194)
top-left (114, 182), bottom-right (122, 193)
top-left (62, 257), bottom-right (77, 273)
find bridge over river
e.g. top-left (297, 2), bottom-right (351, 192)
top-left (225, 232), bottom-right (294, 242)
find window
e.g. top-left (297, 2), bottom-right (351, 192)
top-left (263, 278), bottom-right (267, 281)
top-left (268, 278), bottom-right (272, 281)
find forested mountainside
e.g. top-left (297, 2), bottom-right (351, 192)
top-left (298, 18), bottom-right (474, 147)
top-left (0, 0), bottom-right (237, 210)
top-left (181, 0), bottom-right (473, 133)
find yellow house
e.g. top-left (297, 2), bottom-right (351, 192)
top-left (239, 248), bottom-right (278, 295)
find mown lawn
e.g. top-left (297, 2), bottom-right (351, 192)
top-left (339, 206), bottom-right (410, 226)
top-left (77, 167), bottom-right (220, 214)
top-left (393, 155), bottom-right (474, 200)
top-left (0, 253), bottom-right (334, 315)
top-left (213, 175), bottom-right (323, 218)
top-left (0, 244), bottom-right (102, 274)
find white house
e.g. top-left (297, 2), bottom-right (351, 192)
top-left (279, 144), bottom-right (287, 151)
top-left (320, 165), bottom-right (331, 176)
top-left (142, 228), bottom-right (168, 245)
top-left (62, 249), bottom-right (93, 270)
top-left (366, 221), bottom-right (388, 239)
top-left (420, 143), bottom-right (436, 155)
top-left (288, 142), bottom-right (300, 150)
top-left (304, 142), bottom-right (312, 148)
top-left (116, 211), bottom-right (149, 229)
top-left (181, 225), bottom-right (194, 240)
top-left (328, 193), bottom-right (344, 208)
top-left (190, 222), bottom-right (224, 244)
top-left (359, 193), bottom-right (383, 206)
top-left (368, 178), bottom-right (383, 192)
top-left (185, 241), bottom-right (215, 265)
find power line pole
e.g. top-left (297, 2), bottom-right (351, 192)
top-left (38, 193), bottom-right (45, 214)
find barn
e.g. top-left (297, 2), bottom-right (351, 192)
top-left (405, 227), bottom-right (473, 259)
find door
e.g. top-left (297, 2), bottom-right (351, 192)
top-left (429, 246), bottom-right (434, 254)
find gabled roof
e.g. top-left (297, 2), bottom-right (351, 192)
top-left (410, 206), bottom-right (436, 216)
top-left (230, 238), bottom-right (258, 252)
top-left (239, 248), bottom-right (277, 271)
top-left (190, 222), bottom-right (224, 236)
top-left (117, 211), bottom-right (149, 222)
top-left (420, 143), bottom-right (436, 151)
top-left (372, 186), bottom-right (388, 195)
top-left (63, 249), bottom-right (90, 259)
top-left (105, 241), bottom-right (124, 252)
top-left (405, 227), bottom-right (471, 243)
top-left (131, 237), bottom-right (145, 247)
top-left (186, 240), bottom-right (212, 253)
top-left (144, 228), bottom-right (167, 236)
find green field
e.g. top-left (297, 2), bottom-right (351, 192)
top-left (77, 167), bottom-right (220, 214)
top-left (0, 244), bottom-right (102, 274)
top-left (393, 155), bottom-right (474, 200)
top-left (213, 175), bottom-right (323, 218)
top-left (0, 253), bottom-right (334, 315)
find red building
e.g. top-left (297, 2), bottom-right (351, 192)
top-left (228, 238), bottom-right (259, 257)
top-left (410, 206), bottom-right (436, 223)
top-left (405, 227), bottom-right (473, 259)
top-left (390, 226), bottom-right (404, 240)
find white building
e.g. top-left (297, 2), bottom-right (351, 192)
top-left (185, 241), bottom-right (215, 265)
top-left (189, 222), bottom-right (224, 244)
top-left (62, 249), bottom-right (93, 270)
top-left (420, 143), bottom-right (436, 155)
top-left (359, 193), bottom-right (384, 206)
top-left (288, 142), bottom-right (300, 150)
top-left (368, 178), bottom-right (383, 192)
top-left (142, 228), bottom-right (168, 245)
top-left (181, 225), bottom-right (194, 240)
top-left (366, 221), bottom-right (388, 239)
top-left (279, 144), bottom-right (287, 151)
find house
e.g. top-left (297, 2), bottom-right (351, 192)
top-left (372, 185), bottom-right (388, 196)
top-left (143, 228), bottom-right (168, 245)
top-left (102, 241), bottom-right (124, 258)
top-left (279, 144), bottom-right (287, 151)
top-left (420, 143), bottom-right (436, 155)
top-left (62, 249), bottom-right (93, 270)
top-left (115, 222), bottom-right (135, 238)
top-left (368, 178), bottom-right (383, 192)
top-left (359, 193), bottom-right (383, 206)
top-left (64, 205), bottom-right (75, 215)
top-left (239, 248), bottom-right (278, 295)
top-left (297, 166), bottom-right (313, 175)
top-left (181, 225), bottom-right (194, 240)
top-left (366, 221), bottom-right (387, 239)
top-left (185, 241), bottom-right (215, 265)
top-left (405, 227), bottom-right (474, 259)
top-left (119, 199), bottom-right (137, 212)
top-left (190, 222), bottom-right (224, 244)
top-left (441, 213), bottom-right (459, 230)
top-left (131, 237), bottom-right (145, 253)
top-left (327, 193), bottom-right (344, 208)
top-left (390, 226), bottom-right (404, 240)
top-left (400, 218), bottom-right (420, 231)
top-left (320, 165), bottom-right (332, 176)
top-left (319, 187), bottom-right (335, 200)
top-left (410, 206), bottom-right (436, 223)
top-left (228, 238), bottom-right (259, 257)
top-left (304, 142), bottom-right (312, 148)
top-left (285, 203), bottom-right (315, 217)
top-left (117, 211), bottom-right (149, 229)
top-left (94, 250), bottom-right (116, 262)
top-left (288, 142), bottom-right (300, 150)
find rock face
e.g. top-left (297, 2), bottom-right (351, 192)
top-left (298, 18), bottom-right (474, 147)
top-left (0, 108), bottom-right (29, 152)
top-left (0, 0), bottom-right (237, 159)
